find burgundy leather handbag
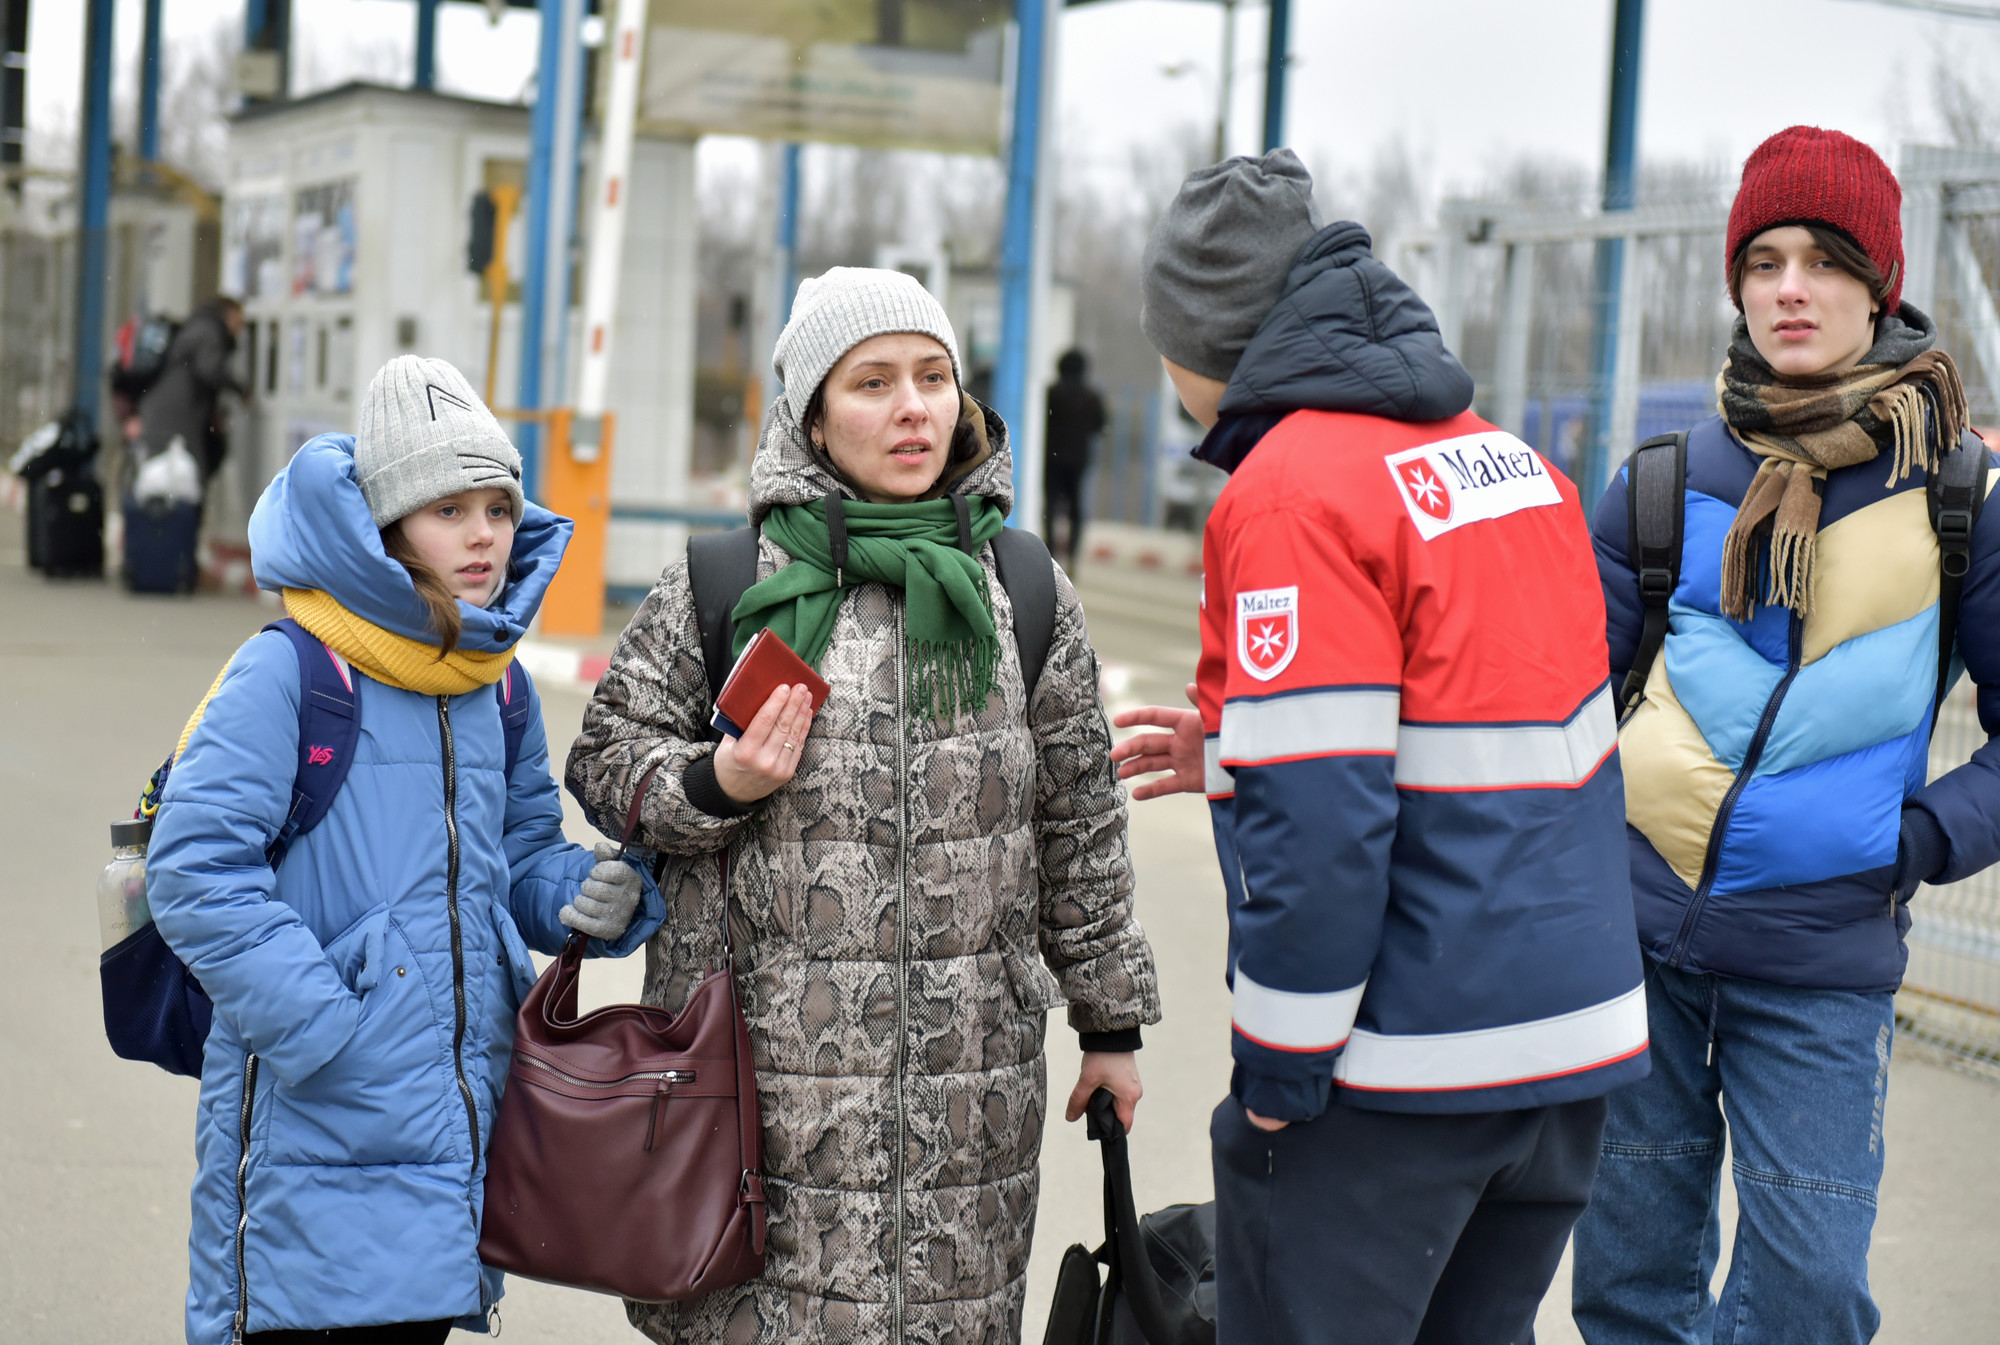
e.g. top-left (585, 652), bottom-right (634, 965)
top-left (479, 765), bottom-right (767, 1301)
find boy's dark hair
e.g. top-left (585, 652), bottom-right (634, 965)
top-left (1058, 349), bottom-right (1088, 380)
top-left (1728, 222), bottom-right (1890, 313)
top-left (380, 523), bottom-right (463, 655)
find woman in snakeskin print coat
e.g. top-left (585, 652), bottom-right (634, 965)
top-left (565, 270), bottom-right (1162, 1345)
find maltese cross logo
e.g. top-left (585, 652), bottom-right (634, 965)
top-left (1396, 458), bottom-right (1454, 522)
top-left (1236, 587), bottom-right (1299, 681)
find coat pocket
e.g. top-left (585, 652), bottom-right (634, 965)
top-left (1000, 945), bottom-right (1067, 1016)
top-left (264, 909), bottom-right (460, 1167)
top-left (491, 902), bottom-right (539, 1009)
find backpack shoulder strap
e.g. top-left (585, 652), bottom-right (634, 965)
top-left (1929, 430), bottom-right (1991, 725)
top-left (1618, 431), bottom-right (1689, 721)
top-left (498, 659), bottom-right (536, 780)
top-left (687, 526), bottom-right (763, 716)
top-left (262, 618), bottom-right (360, 865)
top-left (683, 523), bottom-right (1061, 715)
top-left (990, 525), bottom-right (1058, 703)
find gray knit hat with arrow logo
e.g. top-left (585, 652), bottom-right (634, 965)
top-left (354, 355), bottom-right (525, 527)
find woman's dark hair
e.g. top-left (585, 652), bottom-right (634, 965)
top-left (380, 522), bottom-right (463, 655)
top-left (1728, 222), bottom-right (1891, 312)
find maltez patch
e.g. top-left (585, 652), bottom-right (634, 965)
top-left (1237, 586), bottom-right (1298, 681)
top-left (1387, 431), bottom-right (1560, 541)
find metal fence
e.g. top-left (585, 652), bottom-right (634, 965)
top-left (1408, 144), bottom-right (2000, 1075)
top-left (1909, 682), bottom-right (2000, 1076)
top-left (0, 221), bottom-right (74, 457)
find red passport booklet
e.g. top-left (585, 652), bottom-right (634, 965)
top-left (711, 629), bottom-right (832, 739)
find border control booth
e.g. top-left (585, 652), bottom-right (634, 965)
top-left (217, 81), bottom-right (697, 591)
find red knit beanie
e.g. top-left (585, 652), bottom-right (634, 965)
top-left (1726, 126), bottom-right (1904, 314)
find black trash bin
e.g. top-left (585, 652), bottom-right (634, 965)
top-left (16, 411), bottom-right (105, 578)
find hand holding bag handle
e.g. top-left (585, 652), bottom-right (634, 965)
top-left (478, 758), bottom-right (767, 1299)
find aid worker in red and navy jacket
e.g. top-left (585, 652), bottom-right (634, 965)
top-left (1115, 151), bottom-right (1649, 1345)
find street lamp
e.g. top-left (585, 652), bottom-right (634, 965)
top-left (1069, 0), bottom-right (1290, 153)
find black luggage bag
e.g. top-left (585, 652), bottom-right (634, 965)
top-left (122, 494), bottom-right (201, 594)
top-left (27, 452), bottom-right (105, 577)
top-left (1042, 1089), bottom-right (1216, 1345)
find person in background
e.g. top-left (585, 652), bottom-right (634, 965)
top-left (146, 355), bottom-right (662, 1343)
top-left (1113, 150), bottom-right (1647, 1345)
top-left (1044, 347), bottom-right (1106, 569)
top-left (139, 295), bottom-right (248, 484)
top-left (1574, 125), bottom-right (2000, 1345)
top-left (567, 269), bottom-right (1160, 1345)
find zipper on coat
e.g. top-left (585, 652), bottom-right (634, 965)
top-left (436, 696), bottom-right (481, 1191)
top-left (1669, 616), bottom-right (1805, 966)
top-left (229, 1053), bottom-right (259, 1345)
top-left (891, 602), bottom-right (910, 1344)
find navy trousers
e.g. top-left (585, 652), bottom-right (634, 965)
top-left (1212, 1095), bottom-right (1608, 1345)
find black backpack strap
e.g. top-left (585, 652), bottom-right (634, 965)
top-left (686, 521), bottom-right (1060, 715)
top-left (1618, 432), bottom-right (1689, 721)
top-left (1929, 430), bottom-right (1990, 729)
top-left (687, 526), bottom-right (764, 726)
top-left (990, 525), bottom-right (1058, 703)
top-left (499, 659), bottom-right (536, 780)
top-left (261, 619), bottom-right (361, 865)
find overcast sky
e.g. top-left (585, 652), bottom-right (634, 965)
top-left (23, 0), bottom-right (2000, 200)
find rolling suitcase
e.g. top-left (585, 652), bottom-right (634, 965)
top-left (1042, 1089), bottom-right (1216, 1345)
top-left (122, 494), bottom-right (201, 594)
top-left (29, 458), bottom-right (105, 577)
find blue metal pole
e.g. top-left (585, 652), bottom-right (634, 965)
top-left (548, 7), bottom-right (589, 407)
top-left (1586, 0), bottom-right (1645, 505)
top-left (139, 0), bottom-right (163, 161)
top-left (415, 0), bottom-right (439, 91)
top-left (515, 0), bottom-right (566, 501)
top-left (994, 0), bottom-right (1050, 521)
top-left (775, 143), bottom-right (802, 328)
top-left (1262, 0), bottom-right (1289, 151)
top-left (73, 0), bottom-right (115, 432)
top-left (243, 0), bottom-right (291, 102)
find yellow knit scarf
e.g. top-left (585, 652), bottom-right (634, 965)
top-left (283, 587), bottom-right (513, 694)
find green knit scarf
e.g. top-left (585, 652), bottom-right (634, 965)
top-left (735, 495), bottom-right (1007, 724)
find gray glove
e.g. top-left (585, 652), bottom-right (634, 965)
top-left (560, 841), bottom-right (643, 941)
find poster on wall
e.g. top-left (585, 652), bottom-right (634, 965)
top-left (222, 193), bottom-right (287, 300)
top-left (637, 0), bottom-right (1012, 156)
top-left (292, 179), bottom-right (357, 297)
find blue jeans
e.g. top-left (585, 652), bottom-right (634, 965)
top-left (1571, 960), bottom-right (1895, 1345)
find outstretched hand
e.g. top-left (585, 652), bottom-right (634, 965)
top-left (1109, 682), bottom-right (1205, 800)
top-left (714, 683), bottom-right (817, 805)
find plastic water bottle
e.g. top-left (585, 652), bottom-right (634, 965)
top-left (98, 819), bottom-right (152, 952)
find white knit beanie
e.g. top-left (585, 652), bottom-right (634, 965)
top-left (773, 267), bottom-right (961, 434)
top-left (353, 356), bottom-right (524, 527)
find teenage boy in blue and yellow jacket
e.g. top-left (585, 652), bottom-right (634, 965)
top-left (1574, 127), bottom-right (2000, 1345)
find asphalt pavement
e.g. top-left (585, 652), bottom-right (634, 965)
top-left (3, 512), bottom-right (1997, 1343)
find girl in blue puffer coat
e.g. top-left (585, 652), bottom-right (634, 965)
top-left (147, 355), bottom-right (664, 1345)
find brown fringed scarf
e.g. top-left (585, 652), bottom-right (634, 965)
top-left (1717, 311), bottom-right (1967, 620)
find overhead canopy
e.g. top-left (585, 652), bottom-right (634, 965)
top-left (634, 0), bottom-right (1013, 155)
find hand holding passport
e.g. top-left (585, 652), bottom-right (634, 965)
top-left (710, 630), bottom-right (831, 806)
